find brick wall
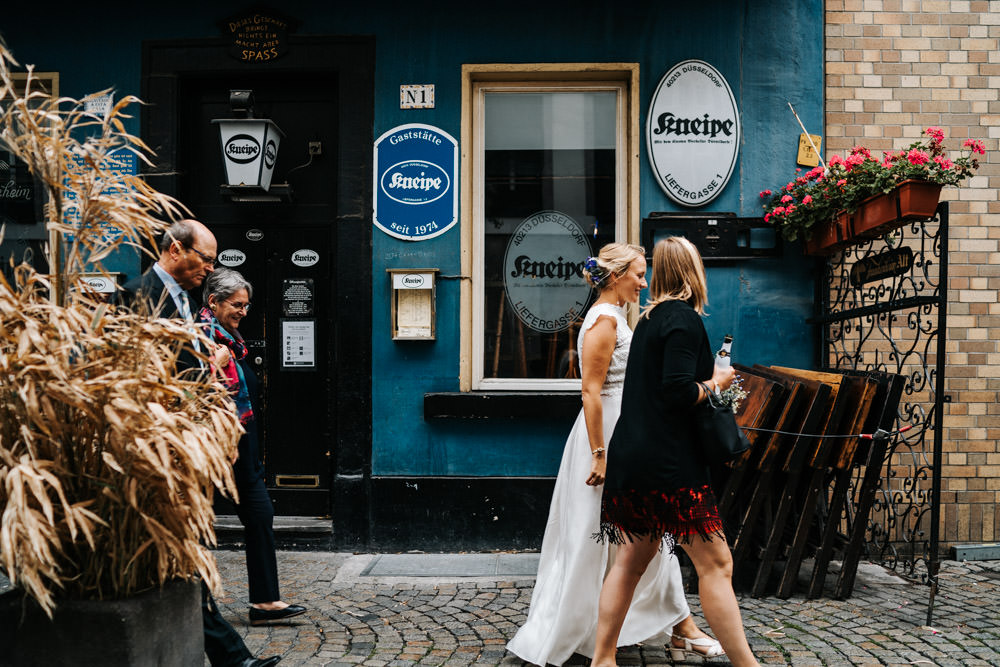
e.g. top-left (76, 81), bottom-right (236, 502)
top-left (825, 0), bottom-right (999, 547)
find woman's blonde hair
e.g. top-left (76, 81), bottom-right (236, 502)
top-left (583, 242), bottom-right (645, 291)
top-left (642, 236), bottom-right (708, 317)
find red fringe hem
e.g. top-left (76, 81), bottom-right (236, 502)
top-left (596, 484), bottom-right (725, 549)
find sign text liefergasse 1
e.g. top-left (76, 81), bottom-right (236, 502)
top-left (503, 210), bottom-right (593, 333)
top-left (646, 59), bottom-right (741, 207)
top-left (373, 123), bottom-right (458, 241)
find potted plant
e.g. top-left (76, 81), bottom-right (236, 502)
top-left (0, 43), bottom-right (241, 664)
top-left (760, 127), bottom-right (984, 255)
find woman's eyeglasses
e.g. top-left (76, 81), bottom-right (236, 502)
top-left (223, 300), bottom-right (251, 312)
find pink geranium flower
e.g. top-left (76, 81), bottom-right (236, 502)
top-left (963, 139), bottom-right (986, 155)
top-left (846, 153), bottom-right (866, 168)
top-left (759, 189), bottom-right (772, 197)
top-left (802, 195), bottom-right (813, 205)
top-left (934, 155), bottom-right (953, 170)
top-left (906, 149), bottom-right (930, 165)
top-left (781, 195), bottom-right (793, 204)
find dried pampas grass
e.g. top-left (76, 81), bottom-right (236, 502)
top-left (0, 40), bottom-right (240, 617)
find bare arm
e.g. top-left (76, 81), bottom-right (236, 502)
top-left (580, 315), bottom-right (617, 486)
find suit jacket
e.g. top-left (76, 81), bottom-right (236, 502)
top-left (114, 268), bottom-right (180, 318)
top-left (114, 268), bottom-right (201, 372)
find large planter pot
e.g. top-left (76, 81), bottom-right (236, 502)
top-left (0, 580), bottom-right (202, 666)
top-left (854, 179), bottom-right (943, 239)
top-left (804, 210), bottom-right (854, 256)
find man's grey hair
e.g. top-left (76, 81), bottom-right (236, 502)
top-left (158, 220), bottom-right (196, 253)
top-left (203, 267), bottom-right (253, 304)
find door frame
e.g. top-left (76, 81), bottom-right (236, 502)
top-left (142, 35), bottom-right (374, 547)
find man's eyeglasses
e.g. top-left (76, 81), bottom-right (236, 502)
top-left (184, 244), bottom-right (217, 265)
top-left (223, 300), bottom-right (251, 312)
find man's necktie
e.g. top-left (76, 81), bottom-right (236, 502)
top-left (177, 290), bottom-right (202, 354)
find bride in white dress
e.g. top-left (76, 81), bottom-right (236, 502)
top-left (506, 243), bottom-right (724, 666)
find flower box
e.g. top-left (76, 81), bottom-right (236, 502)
top-left (804, 210), bottom-right (854, 256)
top-left (761, 128), bottom-right (983, 252)
top-left (853, 179), bottom-right (943, 239)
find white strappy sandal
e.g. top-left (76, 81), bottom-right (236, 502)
top-left (669, 633), bottom-right (725, 660)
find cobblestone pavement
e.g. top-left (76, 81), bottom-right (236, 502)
top-left (210, 551), bottom-right (1000, 666)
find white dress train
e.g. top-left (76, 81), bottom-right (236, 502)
top-left (506, 303), bottom-right (690, 666)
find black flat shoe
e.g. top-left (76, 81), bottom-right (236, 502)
top-left (249, 604), bottom-right (306, 625)
top-left (240, 657), bottom-right (281, 667)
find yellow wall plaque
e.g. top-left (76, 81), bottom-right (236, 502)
top-left (797, 133), bottom-right (822, 167)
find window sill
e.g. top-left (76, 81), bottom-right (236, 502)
top-left (424, 391), bottom-right (581, 420)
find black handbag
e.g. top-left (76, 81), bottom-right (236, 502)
top-left (694, 382), bottom-right (751, 464)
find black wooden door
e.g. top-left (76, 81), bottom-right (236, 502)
top-left (178, 72), bottom-right (338, 516)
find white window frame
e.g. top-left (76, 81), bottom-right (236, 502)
top-left (459, 64), bottom-right (640, 392)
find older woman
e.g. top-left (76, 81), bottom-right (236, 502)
top-left (199, 268), bottom-right (306, 626)
top-left (592, 237), bottom-right (758, 667)
top-left (507, 243), bottom-right (721, 666)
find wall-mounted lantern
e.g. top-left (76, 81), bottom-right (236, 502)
top-left (212, 89), bottom-right (290, 203)
top-left (387, 268), bottom-right (438, 340)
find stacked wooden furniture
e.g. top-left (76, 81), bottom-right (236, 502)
top-left (718, 364), bottom-right (905, 599)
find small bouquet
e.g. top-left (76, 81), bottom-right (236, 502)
top-left (717, 374), bottom-right (748, 414)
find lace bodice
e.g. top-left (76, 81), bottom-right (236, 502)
top-left (577, 302), bottom-right (631, 396)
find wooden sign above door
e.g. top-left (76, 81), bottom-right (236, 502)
top-left (218, 7), bottom-right (299, 63)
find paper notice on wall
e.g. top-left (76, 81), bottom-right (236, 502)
top-left (84, 93), bottom-right (114, 117)
top-left (282, 319), bottom-right (315, 368)
top-left (396, 289), bottom-right (432, 338)
top-left (282, 278), bottom-right (314, 316)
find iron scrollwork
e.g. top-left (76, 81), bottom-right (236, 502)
top-left (820, 204), bottom-right (946, 588)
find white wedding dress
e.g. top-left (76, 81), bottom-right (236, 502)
top-left (507, 303), bottom-right (690, 666)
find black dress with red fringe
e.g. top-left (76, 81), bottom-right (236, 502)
top-left (597, 299), bottom-right (725, 548)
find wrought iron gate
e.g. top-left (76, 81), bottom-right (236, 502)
top-left (815, 202), bottom-right (947, 623)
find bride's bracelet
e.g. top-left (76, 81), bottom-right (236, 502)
top-left (591, 447), bottom-right (605, 456)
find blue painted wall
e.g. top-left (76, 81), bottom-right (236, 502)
top-left (2, 0), bottom-right (823, 477)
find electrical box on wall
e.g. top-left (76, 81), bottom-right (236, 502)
top-left (641, 212), bottom-right (781, 261)
top-left (387, 269), bottom-right (438, 340)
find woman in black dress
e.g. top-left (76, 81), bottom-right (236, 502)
top-left (592, 237), bottom-right (758, 667)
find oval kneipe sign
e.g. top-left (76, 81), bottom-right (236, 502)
top-left (380, 160), bottom-right (450, 205)
top-left (646, 60), bottom-right (741, 207)
top-left (291, 249), bottom-right (319, 267)
top-left (218, 249), bottom-right (247, 267)
top-left (502, 210), bottom-right (593, 334)
top-left (225, 134), bottom-right (261, 164)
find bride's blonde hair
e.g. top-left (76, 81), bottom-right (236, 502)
top-left (642, 236), bottom-right (708, 317)
top-left (583, 243), bottom-right (645, 291)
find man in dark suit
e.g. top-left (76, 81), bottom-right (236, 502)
top-left (116, 218), bottom-right (216, 372)
top-left (117, 219), bottom-right (280, 667)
